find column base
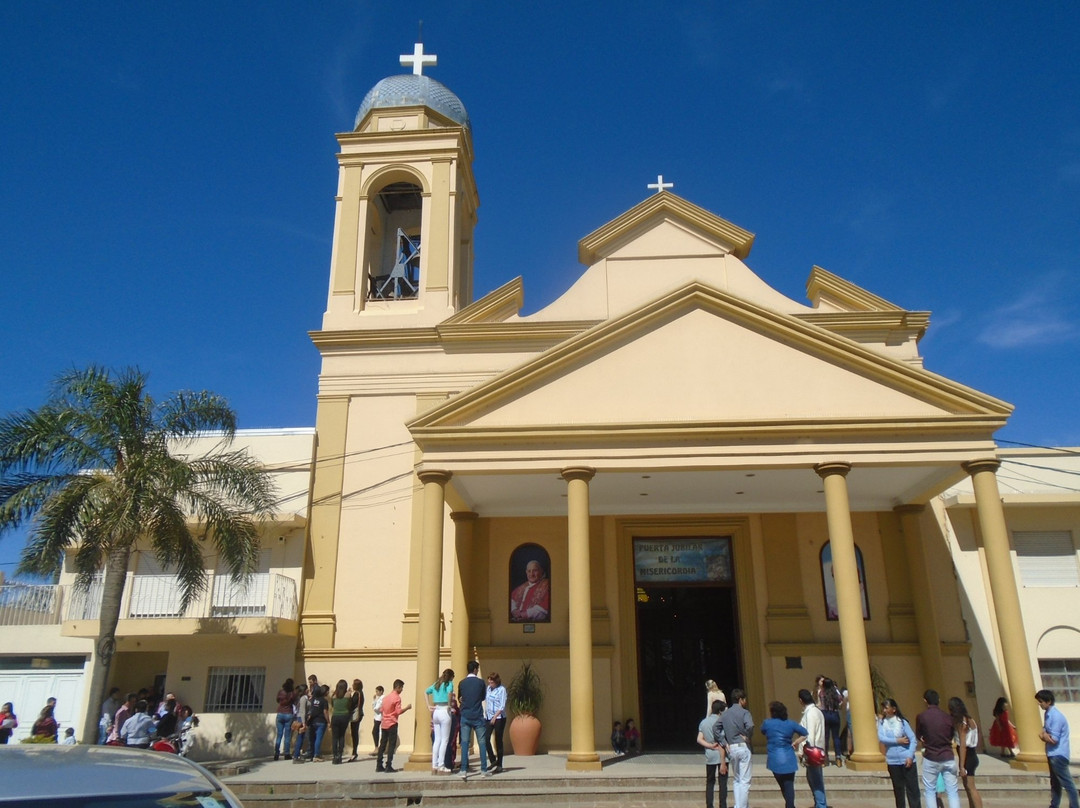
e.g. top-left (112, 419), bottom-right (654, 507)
top-left (404, 753), bottom-right (433, 771)
top-left (566, 753), bottom-right (602, 771)
top-left (1009, 755), bottom-right (1049, 772)
top-left (844, 755), bottom-right (887, 772)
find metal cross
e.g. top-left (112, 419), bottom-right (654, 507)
top-left (647, 175), bottom-right (674, 194)
top-left (400, 42), bottom-right (437, 76)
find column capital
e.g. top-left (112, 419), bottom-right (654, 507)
top-left (417, 469), bottom-right (452, 485)
top-left (893, 503), bottom-right (926, 516)
top-left (962, 458), bottom-right (1001, 476)
top-left (451, 510), bottom-right (478, 523)
top-left (561, 466), bottom-right (596, 483)
top-left (814, 461), bottom-right (851, 479)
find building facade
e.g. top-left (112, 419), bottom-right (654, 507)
top-left (4, 48), bottom-right (1077, 767)
top-left (296, 50), bottom-right (1068, 771)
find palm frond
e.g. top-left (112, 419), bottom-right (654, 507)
top-left (187, 451), bottom-right (277, 518)
top-left (143, 498), bottom-right (208, 610)
top-left (158, 391), bottom-right (237, 439)
top-left (0, 406), bottom-right (110, 474)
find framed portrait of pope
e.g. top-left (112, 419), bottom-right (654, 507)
top-left (509, 543), bottom-right (551, 623)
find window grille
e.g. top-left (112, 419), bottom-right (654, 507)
top-left (1015, 530), bottom-right (1079, 587)
top-left (204, 666), bottom-right (265, 712)
top-left (1039, 659), bottom-right (1080, 703)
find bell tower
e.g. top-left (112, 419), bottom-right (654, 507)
top-left (321, 43), bottom-right (478, 330)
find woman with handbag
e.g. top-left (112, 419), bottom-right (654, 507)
top-left (797, 689), bottom-right (828, 808)
top-left (878, 698), bottom-right (919, 808)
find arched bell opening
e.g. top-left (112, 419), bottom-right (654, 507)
top-left (365, 181), bottom-right (423, 301)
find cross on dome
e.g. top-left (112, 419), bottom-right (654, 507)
top-left (647, 175), bottom-right (674, 194)
top-left (400, 42), bottom-right (438, 76)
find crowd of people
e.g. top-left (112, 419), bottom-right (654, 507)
top-left (99, 686), bottom-right (196, 752)
top-left (695, 677), bottom-right (1077, 808)
top-left (0, 684), bottom-right (195, 752)
top-left (278, 661), bottom-right (515, 778)
top-left (274, 673), bottom-right (373, 765)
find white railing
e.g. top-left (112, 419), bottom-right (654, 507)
top-left (9, 573), bottom-right (299, 625)
top-left (0, 584), bottom-right (64, 627)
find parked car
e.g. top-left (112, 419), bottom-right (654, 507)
top-left (0, 744), bottom-right (244, 807)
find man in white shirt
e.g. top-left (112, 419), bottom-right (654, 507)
top-left (120, 700), bottom-right (154, 748)
top-left (798, 689), bottom-right (828, 808)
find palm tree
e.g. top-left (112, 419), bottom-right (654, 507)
top-left (0, 366), bottom-right (277, 738)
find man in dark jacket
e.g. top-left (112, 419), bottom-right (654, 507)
top-left (458, 660), bottom-right (490, 779)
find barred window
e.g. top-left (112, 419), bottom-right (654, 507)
top-left (204, 666), bottom-right (265, 712)
top-left (1039, 659), bottom-right (1080, 703)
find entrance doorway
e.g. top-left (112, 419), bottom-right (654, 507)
top-left (633, 537), bottom-right (741, 750)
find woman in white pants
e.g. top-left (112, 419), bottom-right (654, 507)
top-left (425, 668), bottom-right (455, 773)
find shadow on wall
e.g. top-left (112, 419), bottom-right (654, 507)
top-left (194, 712), bottom-right (275, 762)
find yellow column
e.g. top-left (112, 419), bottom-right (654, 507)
top-left (406, 469), bottom-right (451, 770)
top-left (963, 459), bottom-right (1044, 770)
top-left (815, 462), bottom-right (884, 769)
top-left (450, 511), bottom-right (477, 679)
top-left (562, 466), bottom-right (601, 771)
top-left (896, 505), bottom-right (946, 690)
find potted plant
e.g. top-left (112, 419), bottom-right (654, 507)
top-left (507, 661), bottom-right (544, 755)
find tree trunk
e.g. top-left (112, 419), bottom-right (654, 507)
top-left (81, 543), bottom-right (132, 743)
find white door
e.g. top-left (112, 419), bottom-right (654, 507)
top-left (0, 665), bottom-right (86, 743)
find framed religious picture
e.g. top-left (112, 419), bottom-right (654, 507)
top-left (509, 543), bottom-right (551, 623)
top-left (820, 541), bottom-right (870, 621)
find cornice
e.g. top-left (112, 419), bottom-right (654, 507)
top-left (578, 192), bottom-right (755, 264)
top-left (806, 265), bottom-right (903, 311)
top-left (796, 311), bottom-right (930, 331)
top-left (310, 328), bottom-right (440, 349)
top-left (443, 277), bottom-right (524, 325)
top-left (410, 414), bottom-right (1010, 450)
top-left (309, 320), bottom-right (597, 351)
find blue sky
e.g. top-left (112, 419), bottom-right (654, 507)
top-left (2, 2), bottom-right (1079, 573)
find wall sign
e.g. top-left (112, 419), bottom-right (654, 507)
top-left (633, 537), bottom-right (732, 583)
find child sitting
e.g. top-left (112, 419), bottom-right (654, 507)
top-left (611, 720), bottom-right (627, 755)
top-left (61, 727), bottom-right (77, 745)
top-left (624, 718), bottom-right (641, 754)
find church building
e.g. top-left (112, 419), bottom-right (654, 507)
top-left (298, 42), bottom-right (1060, 771)
top-left (4, 42), bottom-right (1076, 768)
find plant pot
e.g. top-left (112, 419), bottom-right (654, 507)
top-left (508, 714), bottom-right (542, 756)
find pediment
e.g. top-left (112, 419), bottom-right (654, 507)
top-left (409, 283), bottom-right (1012, 434)
top-left (578, 192), bottom-right (755, 265)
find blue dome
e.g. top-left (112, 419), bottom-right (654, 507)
top-left (355, 74), bottom-right (469, 129)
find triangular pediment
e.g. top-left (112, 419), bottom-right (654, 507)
top-left (578, 192), bottom-right (755, 265)
top-left (409, 282), bottom-right (1011, 435)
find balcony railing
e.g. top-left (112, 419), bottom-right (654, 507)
top-left (0, 584), bottom-right (65, 627)
top-left (0, 573), bottom-right (298, 627)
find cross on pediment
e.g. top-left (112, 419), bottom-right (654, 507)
top-left (400, 42), bottom-right (437, 76)
top-left (647, 174), bottom-right (674, 194)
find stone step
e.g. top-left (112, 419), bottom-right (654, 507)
top-left (230, 773), bottom-right (1050, 807)
top-left (221, 753), bottom-right (1064, 808)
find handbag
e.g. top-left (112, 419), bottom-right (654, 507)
top-left (804, 745), bottom-right (826, 766)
